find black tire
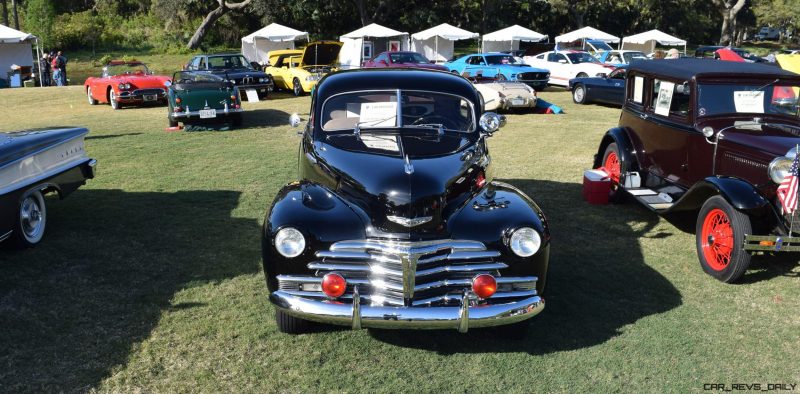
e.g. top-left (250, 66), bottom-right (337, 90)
top-left (232, 113), bottom-right (243, 127)
top-left (601, 143), bottom-right (626, 203)
top-left (11, 190), bottom-right (47, 248)
top-left (168, 117), bottom-right (178, 128)
top-left (87, 87), bottom-right (97, 105)
top-left (275, 309), bottom-right (311, 334)
top-left (695, 196), bottom-right (752, 283)
top-left (576, 72), bottom-right (589, 78)
top-left (496, 73), bottom-right (507, 82)
top-left (292, 78), bottom-right (303, 97)
top-left (572, 83), bottom-right (587, 104)
top-left (492, 319), bottom-right (530, 339)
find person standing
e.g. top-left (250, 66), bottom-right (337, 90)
top-left (51, 51), bottom-right (62, 86)
top-left (56, 51), bottom-right (67, 86)
top-left (39, 53), bottom-right (51, 87)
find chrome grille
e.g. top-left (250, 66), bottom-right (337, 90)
top-left (133, 88), bottom-right (165, 96)
top-left (277, 239), bottom-right (537, 307)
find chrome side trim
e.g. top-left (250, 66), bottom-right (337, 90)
top-left (0, 230), bottom-right (11, 242)
top-left (0, 157), bottom-right (92, 196)
top-left (414, 262), bottom-right (508, 277)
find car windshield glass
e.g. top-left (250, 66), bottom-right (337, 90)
top-left (588, 41), bottom-right (613, 51)
top-left (207, 55), bottom-right (251, 70)
top-left (623, 52), bottom-right (647, 63)
top-left (106, 63), bottom-right (149, 76)
top-left (566, 52), bottom-right (600, 64)
top-left (389, 53), bottom-right (429, 64)
top-left (321, 90), bottom-right (474, 132)
top-left (485, 55), bottom-right (521, 65)
top-left (698, 82), bottom-right (800, 117)
top-left (174, 71), bottom-right (224, 84)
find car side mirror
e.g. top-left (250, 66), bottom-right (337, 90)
top-left (479, 112), bottom-right (506, 134)
top-left (429, 60), bottom-right (435, 64)
top-left (289, 113), bottom-right (302, 128)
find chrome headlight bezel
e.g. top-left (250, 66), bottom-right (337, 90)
top-left (274, 227), bottom-right (306, 258)
top-left (508, 227), bottom-right (542, 257)
top-left (769, 149), bottom-right (798, 184)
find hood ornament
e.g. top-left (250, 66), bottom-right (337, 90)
top-left (387, 215), bottom-right (432, 227)
top-left (404, 154), bottom-right (414, 175)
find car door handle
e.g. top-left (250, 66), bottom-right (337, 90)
top-left (640, 113), bottom-right (648, 119)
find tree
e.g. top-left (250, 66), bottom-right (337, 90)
top-left (187, 0), bottom-right (253, 49)
top-left (711, 0), bottom-right (746, 45)
top-left (753, 0), bottom-right (799, 42)
top-left (10, 0), bottom-right (18, 29)
top-left (25, 0), bottom-right (57, 48)
top-left (2, 0), bottom-right (8, 27)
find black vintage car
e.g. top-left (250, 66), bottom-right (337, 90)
top-left (594, 59), bottom-right (800, 283)
top-left (1, 127), bottom-right (96, 248)
top-left (186, 53), bottom-right (274, 99)
top-left (569, 66), bottom-right (627, 106)
top-left (262, 69), bottom-right (549, 334)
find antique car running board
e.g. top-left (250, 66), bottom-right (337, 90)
top-left (743, 235), bottom-right (800, 252)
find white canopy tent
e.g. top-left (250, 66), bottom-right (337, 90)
top-left (621, 29), bottom-right (687, 54)
top-left (481, 25), bottom-right (547, 53)
top-left (0, 24), bottom-right (40, 87)
top-left (555, 26), bottom-right (620, 49)
top-left (241, 23), bottom-right (309, 65)
top-left (339, 23), bottom-right (409, 69)
top-left (410, 23), bottom-right (478, 63)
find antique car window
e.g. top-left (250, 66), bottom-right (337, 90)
top-left (485, 55), bottom-right (521, 65)
top-left (321, 91), bottom-right (474, 132)
top-left (173, 71), bottom-right (223, 84)
top-left (629, 75), bottom-right (645, 105)
top-left (697, 83), bottom-right (800, 117)
top-left (105, 63), bottom-right (149, 77)
top-left (609, 69), bottom-right (626, 79)
top-left (546, 53), bottom-right (564, 62)
top-left (651, 79), bottom-right (691, 118)
top-left (566, 52), bottom-right (600, 64)
top-left (190, 57), bottom-right (202, 70)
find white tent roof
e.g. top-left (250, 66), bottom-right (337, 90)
top-left (411, 23), bottom-right (478, 41)
top-left (483, 24), bottom-right (546, 42)
top-left (0, 24), bottom-right (35, 44)
top-left (341, 23), bottom-right (408, 39)
top-left (241, 23), bottom-right (307, 44)
top-left (555, 26), bottom-right (619, 43)
top-left (622, 29), bottom-right (686, 46)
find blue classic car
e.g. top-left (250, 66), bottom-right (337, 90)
top-left (446, 53), bottom-right (550, 90)
top-left (568, 66), bottom-right (627, 106)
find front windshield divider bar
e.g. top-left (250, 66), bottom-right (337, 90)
top-left (396, 89), bottom-right (403, 127)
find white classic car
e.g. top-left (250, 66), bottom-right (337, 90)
top-left (460, 71), bottom-right (537, 112)
top-left (524, 50), bottom-right (615, 87)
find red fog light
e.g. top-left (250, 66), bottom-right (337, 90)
top-left (322, 273), bottom-right (346, 298)
top-left (472, 274), bottom-right (497, 299)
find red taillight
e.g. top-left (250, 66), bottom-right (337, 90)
top-left (175, 97), bottom-right (182, 104)
top-left (322, 273), bottom-right (346, 298)
top-left (174, 106), bottom-right (183, 113)
top-left (235, 104), bottom-right (240, 109)
top-left (472, 274), bottom-right (497, 299)
top-left (475, 172), bottom-right (486, 188)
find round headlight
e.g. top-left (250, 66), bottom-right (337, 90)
top-left (118, 83), bottom-right (125, 90)
top-left (274, 227), bottom-right (305, 258)
top-left (769, 156), bottom-right (793, 184)
top-left (509, 227), bottom-right (541, 257)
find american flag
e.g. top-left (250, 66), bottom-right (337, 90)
top-left (777, 150), bottom-right (800, 215)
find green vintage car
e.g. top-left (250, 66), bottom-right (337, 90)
top-left (167, 71), bottom-right (244, 127)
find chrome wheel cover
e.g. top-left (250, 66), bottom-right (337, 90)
top-left (574, 87), bottom-right (584, 102)
top-left (110, 90), bottom-right (118, 109)
top-left (87, 87), bottom-right (93, 104)
top-left (20, 193), bottom-right (46, 243)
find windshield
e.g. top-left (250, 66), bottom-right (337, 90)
top-left (321, 90), bottom-right (474, 132)
top-left (588, 41), bottom-right (614, 51)
top-left (390, 52), bottom-right (429, 64)
top-left (106, 63), bottom-right (149, 76)
top-left (173, 71), bottom-right (224, 84)
top-left (623, 52), bottom-right (647, 63)
top-left (485, 55), bottom-right (522, 65)
top-left (566, 52), bottom-right (600, 64)
top-left (698, 83), bottom-right (800, 117)
top-left (207, 55), bottom-right (252, 70)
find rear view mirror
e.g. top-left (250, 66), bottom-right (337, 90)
top-left (677, 82), bottom-right (691, 95)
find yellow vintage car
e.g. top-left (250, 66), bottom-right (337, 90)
top-left (265, 41), bottom-right (342, 96)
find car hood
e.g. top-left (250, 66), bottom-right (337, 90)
top-left (209, 69), bottom-right (267, 79)
top-left (714, 120), bottom-right (800, 157)
top-left (302, 41), bottom-right (342, 66)
top-left (393, 63), bottom-right (449, 71)
top-left (112, 74), bottom-right (171, 88)
top-left (1, 127), bottom-right (88, 169)
top-left (317, 132), bottom-right (485, 235)
top-left (494, 64), bottom-right (548, 73)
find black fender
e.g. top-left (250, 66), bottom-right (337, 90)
top-left (447, 181), bottom-right (550, 294)
top-left (261, 181), bottom-right (367, 292)
top-left (593, 127), bottom-right (639, 178)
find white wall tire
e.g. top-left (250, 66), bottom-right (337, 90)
top-left (12, 190), bottom-right (47, 248)
top-left (87, 87), bottom-right (97, 105)
top-left (109, 88), bottom-right (119, 110)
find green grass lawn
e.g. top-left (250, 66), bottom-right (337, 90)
top-left (0, 85), bottom-right (798, 392)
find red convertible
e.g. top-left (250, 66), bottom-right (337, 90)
top-left (84, 61), bottom-right (172, 110)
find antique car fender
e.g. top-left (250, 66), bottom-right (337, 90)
top-left (446, 181), bottom-right (550, 294)
top-left (593, 127), bottom-right (640, 174)
top-left (670, 176), bottom-right (772, 213)
top-left (261, 181), bottom-right (368, 292)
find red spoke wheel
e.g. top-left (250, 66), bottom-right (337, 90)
top-left (601, 143), bottom-right (625, 203)
top-left (695, 196), bottom-right (752, 283)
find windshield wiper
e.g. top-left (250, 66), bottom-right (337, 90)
top-left (354, 115), bottom-right (398, 140)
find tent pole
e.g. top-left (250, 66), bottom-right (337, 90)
top-left (435, 36), bottom-right (438, 63)
top-left (35, 38), bottom-right (42, 87)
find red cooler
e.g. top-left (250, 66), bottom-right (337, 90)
top-left (583, 169), bottom-right (611, 204)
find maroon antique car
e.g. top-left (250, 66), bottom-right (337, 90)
top-left (594, 58), bottom-right (800, 283)
top-left (363, 51), bottom-right (449, 71)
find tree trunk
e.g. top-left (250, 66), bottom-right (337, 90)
top-left (187, 0), bottom-right (252, 50)
top-left (353, 0), bottom-right (370, 26)
top-left (2, 0), bottom-right (8, 27)
top-left (10, 0), bottom-right (18, 30)
top-left (714, 0), bottom-right (746, 46)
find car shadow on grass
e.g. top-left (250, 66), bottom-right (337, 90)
top-left (0, 189), bottom-right (261, 391)
top-left (369, 179), bottom-right (683, 354)
top-left (240, 108), bottom-right (292, 128)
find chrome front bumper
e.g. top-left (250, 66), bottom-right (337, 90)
top-left (270, 289), bottom-right (544, 332)
top-left (171, 108), bottom-right (243, 118)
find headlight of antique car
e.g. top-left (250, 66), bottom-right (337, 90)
top-left (258, 77), bottom-right (266, 83)
top-left (508, 227), bottom-right (541, 257)
top-left (118, 83), bottom-right (131, 90)
top-left (274, 227), bottom-right (305, 258)
top-left (769, 149), bottom-right (798, 183)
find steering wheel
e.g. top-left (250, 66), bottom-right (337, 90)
top-left (411, 115), bottom-right (459, 129)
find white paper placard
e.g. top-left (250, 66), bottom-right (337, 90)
top-left (733, 91), bottom-right (764, 113)
top-left (654, 81), bottom-right (675, 116)
top-left (245, 88), bottom-right (259, 102)
top-left (633, 76), bottom-right (644, 103)
top-left (360, 135), bottom-right (399, 151)
top-left (359, 102), bottom-right (397, 127)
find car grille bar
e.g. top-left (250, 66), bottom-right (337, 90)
top-left (132, 88), bottom-right (165, 96)
top-left (277, 239), bottom-right (537, 307)
top-left (517, 72), bottom-right (548, 81)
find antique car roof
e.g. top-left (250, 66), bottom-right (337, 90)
top-left (628, 58), bottom-right (800, 80)
top-left (316, 68), bottom-right (477, 100)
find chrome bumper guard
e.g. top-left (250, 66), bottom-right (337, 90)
top-left (270, 289), bottom-right (544, 332)
top-left (743, 234), bottom-right (800, 252)
top-left (171, 108), bottom-right (244, 118)
top-left (500, 97), bottom-right (536, 109)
